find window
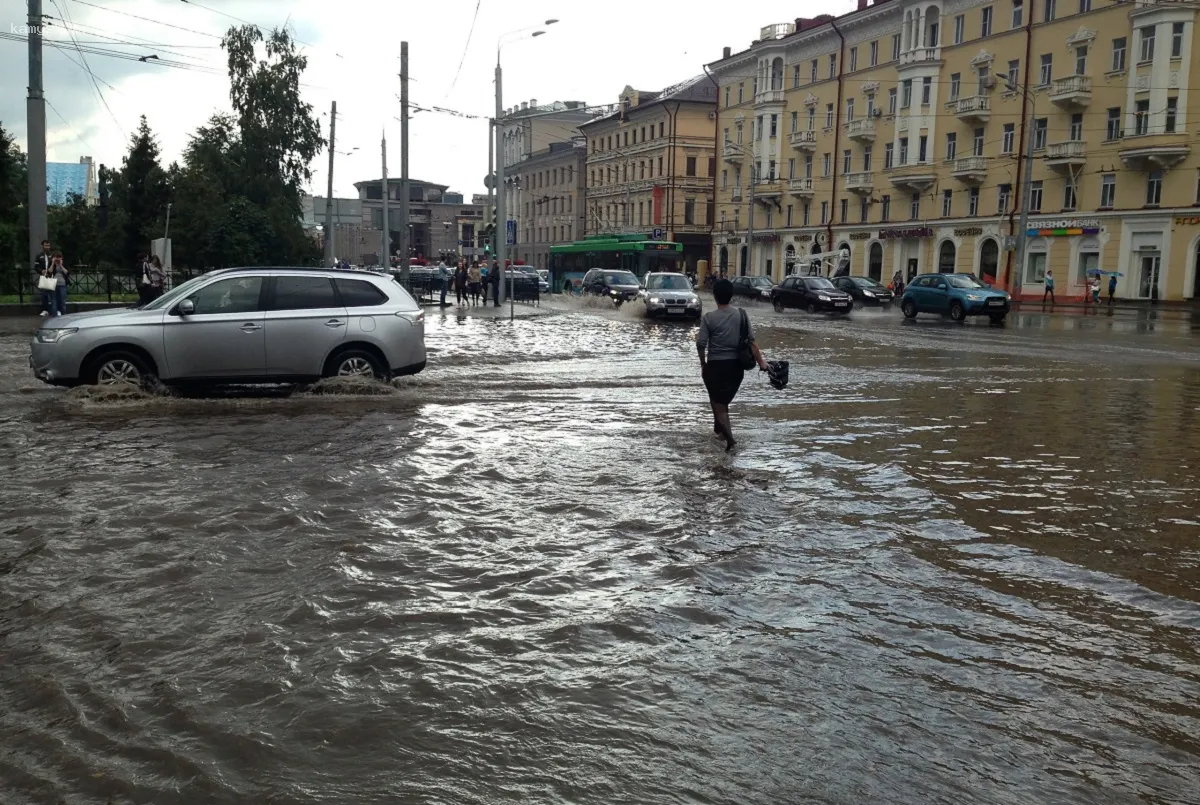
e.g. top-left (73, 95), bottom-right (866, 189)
top-left (921, 77), bottom-right (932, 105)
top-left (850, 47), bottom-right (858, 71)
top-left (686, 156), bottom-right (697, 177)
top-left (1039, 53), bottom-right (1052, 86)
top-left (911, 193), bottom-right (921, 219)
top-left (899, 137), bottom-right (909, 165)
top-left (1147, 171), bottom-right (1163, 205)
top-left (811, 59), bottom-right (818, 82)
top-left (846, 98), bottom-right (855, 122)
top-left (1167, 97), bottom-right (1178, 132)
top-left (1012, 0), bottom-right (1023, 28)
top-left (334, 278), bottom-right (388, 307)
top-left (950, 73), bottom-right (961, 101)
top-left (829, 53), bottom-right (837, 78)
top-left (901, 79), bottom-right (913, 108)
top-left (724, 86), bottom-right (731, 107)
top-left (1007, 59), bottom-right (1020, 89)
top-left (790, 111), bottom-right (798, 133)
top-left (946, 132), bottom-right (957, 161)
top-left (1112, 37), bottom-right (1127, 72)
top-left (721, 169), bottom-right (728, 189)
top-left (888, 87), bottom-right (898, 115)
top-left (770, 114), bottom-right (778, 137)
top-left (792, 65), bottom-right (800, 88)
top-left (826, 103), bottom-right (835, 128)
top-left (803, 203), bottom-right (811, 225)
top-left (808, 108), bottom-right (816, 130)
top-left (1026, 250), bottom-right (1047, 284)
top-left (998, 183), bottom-right (1011, 213)
top-left (820, 201), bottom-right (829, 224)
top-left (1106, 107), bottom-right (1121, 140)
top-left (969, 128), bottom-right (983, 156)
top-left (823, 153), bottom-right (832, 176)
top-left (860, 197), bottom-right (869, 222)
top-left (786, 204), bottom-right (794, 227)
top-left (1029, 180), bottom-right (1043, 212)
top-left (981, 6), bottom-right (993, 37)
top-left (804, 154), bottom-right (813, 177)
top-left (1070, 113), bottom-right (1083, 141)
top-left (1033, 118), bottom-right (1048, 149)
top-left (1079, 0), bottom-right (1091, 11)
top-left (840, 198), bottom-right (848, 222)
top-left (1100, 174), bottom-right (1116, 207)
top-left (1075, 45), bottom-right (1088, 76)
top-left (954, 14), bottom-right (965, 43)
top-left (191, 276), bottom-right (263, 315)
top-left (1135, 99), bottom-right (1150, 135)
top-left (1172, 22), bottom-right (1185, 58)
top-left (870, 40), bottom-right (879, 66)
top-left (788, 158), bottom-right (795, 179)
top-left (843, 149), bottom-right (852, 174)
top-left (892, 33), bottom-right (902, 61)
top-left (885, 143), bottom-right (894, 169)
top-left (1043, 0), bottom-right (1056, 22)
top-left (968, 187), bottom-right (980, 216)
top-left (881, 194), bottom-right (891, 220)
top-left (918, 135), bottom-right (928, 162)
top-left (1002, 123), bottom-right (1015, 153)
top-left (867, 96), bottom-right (875, 117)
top-left (1063, 182), bottom-right (1076, 210)
top-left (270, 276), bottom-right (336, 311)
top-left (768, 160), bottom-right (776, 180)
top-left (942, 189), bottom-right (953, 217)
top-left (1140, 26), bottom-right (1155, 63)
top-left (684, 198), bottom-right (696, 225)
top-left (863, 146), bottom-right (873, 171)
top-left (738, 83), bottom-right (744, 103)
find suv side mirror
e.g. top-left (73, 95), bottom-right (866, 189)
top-left (178, 298), bottom-right (195, 315)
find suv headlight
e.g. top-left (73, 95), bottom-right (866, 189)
top-left (965, 293), bottom-right (984, 301)
top-left (648, 296), bottom-right (661, 304)
top-left (36, 327), bottom-right (78, 344)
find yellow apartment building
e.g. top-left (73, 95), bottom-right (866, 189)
top-left (580, 77), bottom-right (718, 273)
top-left (709, 0), bottom-right (1200, 302)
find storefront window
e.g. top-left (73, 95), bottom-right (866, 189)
top-left (979, 238), bottom-right (999, 282)
top-left (938, 240), bottom-right (957, 273)
top-left (1078, 252), bottom-right (1098, 285)
top-left (1139, 252), bottom-right (1161, 299)
top-left (1026, 251), bottom-right (1047, 284)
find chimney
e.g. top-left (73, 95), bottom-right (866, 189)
top-left (723, 46), bottom-right (731, 58)
top-left (520, 101), bottom-right (528, 111)
top-left (530, 98), bottom-right (537, 108)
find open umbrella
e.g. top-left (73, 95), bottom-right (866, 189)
top-left (1086, 269), bottom-right (1124, 277)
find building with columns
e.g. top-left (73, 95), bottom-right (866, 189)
top-left (709, 0), bottom-right (1200, 302)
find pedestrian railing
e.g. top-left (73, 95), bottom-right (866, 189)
top-left (1, 264), bottom-right (206, 304)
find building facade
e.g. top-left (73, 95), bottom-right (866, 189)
top-left (710, 0), bottom-right (1200, 301)
top-left (353, 178), bottom-right (484, 265)
top-left (581, 78), bottom-right (719, 273)
top-left (46, 157), bottom-right (97, 206)
top-left (511, 139), bottom-right (587, 270)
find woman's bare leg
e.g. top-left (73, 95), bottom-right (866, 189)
top-left (712, 402), bottom-right (735, 450)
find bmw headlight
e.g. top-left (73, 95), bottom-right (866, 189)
top-left (36, 327), bottom-right (78, 344)
top-left (966, 293), bottom-right (984, 301)
top-left (648, 296), bottom-right (662, 305)
top-left (687, 297), bottom-right (700, 306)
top-left (818, 294), bottom-right (830, 302)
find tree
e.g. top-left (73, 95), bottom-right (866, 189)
top-left (47, 193), bottom-right (99, 268)
top-left (110, 116), bottom-right (168, 270)
top-left (0, 125), bottom-right (28, 280)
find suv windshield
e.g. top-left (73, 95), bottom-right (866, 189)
top-left (645, 275), bottom-right (691, 290)
top-left (604, 272), bottom-right (638, 286)
top-left (806, 278), bottom-right (835, 289)
top-left (947, 274), bottom-right (986, 289)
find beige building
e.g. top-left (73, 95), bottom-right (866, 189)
top-left (512, 139), bottom-right (587, 270)
top-left (580, 77), bottom-right (719, 272)
top-left (710, 0), bottom-right (1200, 301)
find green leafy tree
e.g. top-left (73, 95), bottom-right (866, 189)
top-left (109, 116), bottom-right (168, 271)
top-left (47, 193), bottom-right (99, 268)
top-left (0, 125), bottom-right (29, 284)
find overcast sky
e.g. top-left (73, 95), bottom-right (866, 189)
top-left (2, 0), bottom-right (852, 200)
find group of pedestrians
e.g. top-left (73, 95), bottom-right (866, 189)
top-left (33, 239), bottom-right (68, 317)
top-left (436, 259), bottom-right (504, 308)
top-left (137, 253), bottom-right (166, 306)
top-left (1042, 269), bottom-right (1118, 312)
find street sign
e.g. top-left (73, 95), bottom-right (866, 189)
top-left (652, 228), bottom-right (664, 240)
top-left (506, 220), bottom-right (516, 245)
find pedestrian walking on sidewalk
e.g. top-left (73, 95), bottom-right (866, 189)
top-left (468, 262), bottom-right (482, 305)
top-left (1108, 274), bottom-right (1118, 309)
top-left (33, 239), bottom-right (53, 316)
top-left (437, 260), bottom-right (450, 307)
top-left (1042, 269), bottom-right (1055, 305)
top-left (147, 255), bottom-right (165, 301)
top-left (697, 279), bottom-right (769, 453)
top-left (44, 252), bottom-right (69, 317)
top-left (1090, 276), bottom-right (1102, 309)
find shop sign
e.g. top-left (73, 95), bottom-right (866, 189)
top-left (954, 227), bottom-right (984, 237)
top-left (1026, 218), bottom-right (1101, 237)
top-left (793, 234), bottom-right (813, 242)
top-left (753, 233), bottom-right (780, 243)
top-left (879, 227), bottom-right (933, 240)
top-left (848, 232), bottom-right (872, 240)
top-left (1175, 216), bottom-right (1200, 225)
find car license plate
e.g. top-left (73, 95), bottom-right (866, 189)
top-left (835, 301), bottom-right (849, 307)
top-left (667, 307), bottom-right (684, 315)
top-left (987, 298), bottom-right (1003, 306)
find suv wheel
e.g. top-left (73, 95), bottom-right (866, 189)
top-left (806, 302), bottom-right (817, 315)
top-left (949, 301), bottom-right (966, 322)
top-left (326, 349), bottom-right (388, 381)
top-left (901, 299), bottom-right (918, 319)
top-left (86, 349), bottom-right (154, 388)
top-left (773, 298), bottom-right (784, 313)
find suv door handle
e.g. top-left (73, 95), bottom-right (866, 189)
top-left (325, 319), bottom-right (346, 328)
top-left (240, 323), bottom-right (262, 332)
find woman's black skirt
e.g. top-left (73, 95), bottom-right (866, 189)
top-left (703, 359), bottom-right (745, 406)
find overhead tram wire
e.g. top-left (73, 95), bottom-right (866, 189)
top-left (52, 0), bottom-right (124, 135)
top-left (443, 0), bottom-right (482, 101)
top-left (45, 97), bottom-right (98, 154)
top-left (43, 15), bottom-right (221, 63)
top-left (68, 0), bottom-right (223, 38)
top-left (177, 0), bottom-right (318, 49)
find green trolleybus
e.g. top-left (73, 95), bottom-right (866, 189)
top-left (549, 234), bottom-right (683, 292)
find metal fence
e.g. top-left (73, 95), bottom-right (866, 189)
top-left (1, 265), bottom-right (208, 304)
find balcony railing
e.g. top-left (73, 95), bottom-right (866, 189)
top-left (899, 47), bottom-right (940, 66)
top-left (723, 141), bottom-right (745, 161)
top-left (731, 186), bottom-right (744, 201)
top-left (789, 129), bottom-right (817, 149)
top-left (845, 118), bottom-right (876, 141)
top-left (788, 177), bottom-right (815, 194)
top-left (1046, 140), bottom-right (1086, 161)
top-left (1049, 75), bottom-right (1092, 107)
top-left (953, 156), bottom-right (987, 173)
top-left (948, 94), bottom-right (990, 120)
top-left (844, 171), bottom-right (873, 192)
top-left (756, 88), bottom-right (785, 105)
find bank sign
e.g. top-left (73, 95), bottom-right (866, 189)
top-left (1026, 218), bottom-right (1101, 237)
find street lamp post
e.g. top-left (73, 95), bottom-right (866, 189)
top-left (496, 20), bottom-right (558, 321)
top-left (1000, 73), bottom-right (1037, 298)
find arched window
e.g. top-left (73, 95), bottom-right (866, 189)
top-left (938, 240), bottom-right (957, 273)
top-left (739, 245), bottom-right (748, 275)
top-left (868, 242), bottom-right (884, 281)
top-left (771, 57), bottom-right (784, 91)
top-left (979, 238), bottom-right (999, 282)
top-left (925, 5), bottom-right (941, 48)
top-left (719, 246), bottom-right (729, 271)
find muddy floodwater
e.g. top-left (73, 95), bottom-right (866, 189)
top-left (1, 300), bottom-right (1199, 805)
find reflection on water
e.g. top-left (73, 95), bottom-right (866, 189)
top-left (0, 305), bottom-right (1198, 805)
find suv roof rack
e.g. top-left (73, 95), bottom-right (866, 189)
top-left (208, 266), bottom-right (389, 277)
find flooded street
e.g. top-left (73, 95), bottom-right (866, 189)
top-left (2, 300), bottom-right (1199, 805)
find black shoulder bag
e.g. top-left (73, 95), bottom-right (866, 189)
top-left (737, 308), bottom-right (757, 370)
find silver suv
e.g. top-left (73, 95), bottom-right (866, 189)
top-left (641, 272), bottom-right (702, 319)
top-left (29, 267), bottom-right (426, 387)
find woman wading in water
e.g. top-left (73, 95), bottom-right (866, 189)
top-left (697, 279), bottom-right (768, 451)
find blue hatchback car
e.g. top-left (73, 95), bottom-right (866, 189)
top-left (900, 273), bottom-right (1011, 323)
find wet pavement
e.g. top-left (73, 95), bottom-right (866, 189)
top-left (1, 299), bottom-right (1199, 805)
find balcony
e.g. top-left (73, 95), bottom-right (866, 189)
top-left (947, 94), bottom-right (990, 124)
top-left (1045, 140), bottom-right (1086, 169)
top-left (722, 141), bottom-right (745, 163)
top-left (788, 177), bottom-right (815, 197)
top-left (756, 88), bottom-right (785, 105)
top-left (754, 180), bottom-right (783, 200)
top-left (1119, 133), bottom-right (1192, 170)
top-left (844, 171), bottom-right (874, 195)
top-left (952, 156), bottom-right (988, 183)
top-left (888, 165), bottom-right (937, 191)
top-left (731, 186), bottom-right (744, 202)
top-left (898, 46), bottom-right (941, 67)
top-left (1049, 75), bottom-right (1092, 109)
top-left (844, 118), bottom-right (876, 143)
top-left (789, 129), bottom-right (817, 151)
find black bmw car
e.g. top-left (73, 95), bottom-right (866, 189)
top-left (832, 275), bottom-right (895, 307)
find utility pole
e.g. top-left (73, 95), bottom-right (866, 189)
top-left (1003, 73), bottom-right (1036, 299)
top-left (323, 99), bottom-right (336, 266)
top-left (381, 129), bottom-right (389, 269)
top-left (399, 41), bottom-right (410, 283)
top-left (495, 60), bottom-right (507, 309)
top-left (27, 0), bottom-right (47, 273)
top-left (487, 118), bottom-right (494, 256)
top-left (746, 163), bottom-right (755, 278)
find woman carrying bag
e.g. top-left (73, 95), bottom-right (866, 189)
top-left (147, 255), bottom-right (166, 301)
top-left (696, 278), bottom-right (769, 452)
top-left (40, 252), bottom-right (69, 317)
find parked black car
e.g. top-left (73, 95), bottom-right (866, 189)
top-left (771, 275), bottom-right (853, 314)
top-left (832, 275), bottom-right (895, 307)
top-left (730, 275), bottom-right (775, 301)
